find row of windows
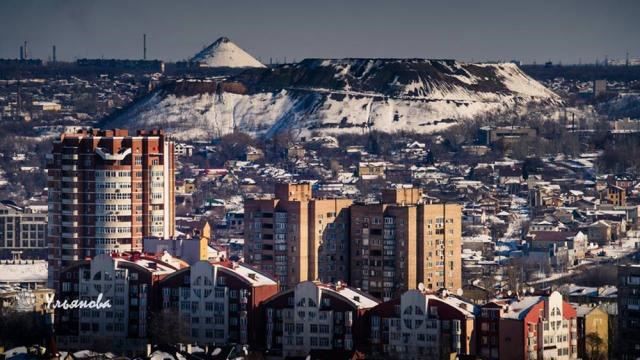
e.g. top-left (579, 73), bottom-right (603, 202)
top-left (95, 171), bottom-right (131, 178)
top-left (96, 193), bottom-right (132, 200)
top-left (96, 227), bottom-right (131, 234)
top-left (96, 182), bottom-right (132, 190)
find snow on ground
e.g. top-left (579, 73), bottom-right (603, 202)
top-left (108, 60), bottom-right (560, 140)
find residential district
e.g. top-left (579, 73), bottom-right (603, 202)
top-left (1, 57), bottom-right (640, 360)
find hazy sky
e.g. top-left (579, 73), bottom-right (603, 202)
top-left (0, 0), bottom-right (638, 64)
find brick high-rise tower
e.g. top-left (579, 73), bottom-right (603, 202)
top-left (47, 128), bottom-right (175, 289)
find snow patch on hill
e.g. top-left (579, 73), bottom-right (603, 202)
top-left (191, 37), bottom-right (265, 68)
top-left (105, 60), bottom-right (561, 140)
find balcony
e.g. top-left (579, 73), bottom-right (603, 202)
top-left (61, 154), bottom-right (79, 160)
top-left (62, 198), bottom-right (79, 205)
top-left (62, 165), bottom-right (78, 171)
top-left (61, 232), bottom-right (80, 238)
top-left (61, 221), bottom-right (79, 227)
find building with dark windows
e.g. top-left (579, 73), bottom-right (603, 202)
top-left (617, 264), bottom-right (640, 360)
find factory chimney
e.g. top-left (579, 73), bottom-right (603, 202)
top-left (143, 33), bottom-right (147, 60)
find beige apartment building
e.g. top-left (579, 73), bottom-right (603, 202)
top-left (244, 183), bottom-right (352, 289)
top-left (350, 188), bottom-right (462, 300)
top-left (245, 184), bottom-right (462, 300)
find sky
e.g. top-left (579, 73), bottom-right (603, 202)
top-left (0, 0), bottom-right (638, 65)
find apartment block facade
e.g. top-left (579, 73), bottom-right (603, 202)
top-left (0, 201), bottom-right (47, 259)
top-left (56, 253), bottom-right (180, 354)
top-left (244, 183), bottom-right (352, 289)
top-left (259, 281), bottom-right (379, 358)
top-left (158, 260), bottom-right (278, 346)
top-left (350, 188), bottom-right (462, 300)
top-left (365, 289), bottom-right (477, 359)
top-left (47, 128), bottom-right (175, 289)
top-left (478, 292), bottom-right (578, 360)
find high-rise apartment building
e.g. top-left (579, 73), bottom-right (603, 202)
top-left (244, 183), bottom-right (352, 289)
top-left (47, 128), bottom-right (175, 289)
top-left (350, 187), bottom-right (462, 300)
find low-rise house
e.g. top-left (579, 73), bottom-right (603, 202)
top-left (526, 231), bottom-right (588, 264)
top-left (587, 220), bottom-right (612, 246)
top-left (358, 162), bottom-right (386, 180)
top-left (575, 305), bottom-right (609, 360)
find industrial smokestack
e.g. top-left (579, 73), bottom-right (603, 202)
top-left (143, 33), bottom-right (147, 60)
top-left (52, 45), bottom-right (56, 63)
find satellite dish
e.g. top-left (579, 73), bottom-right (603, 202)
top-left (336, 280), bottom-right (342, 288)
top-left (212, 348), bottom-right (222, 356)
top-left (456, 288), bottom-right (463, 296)
top-left (530, 287), bottom-right (535, 294)
top-left (522, 288), bottom-right (528, 295)
top-left (418, 283), bottom-right (425, 291)
top-left (507, 290), bottom-right (512, 296)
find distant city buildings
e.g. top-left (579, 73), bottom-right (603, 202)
top-left (46, 129), bottom-right (175, 290)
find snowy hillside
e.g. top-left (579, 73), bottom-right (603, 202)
top-left (190, 37), bottom-right (266, 68)
top-left (103, 59), bottom-right (560, 140)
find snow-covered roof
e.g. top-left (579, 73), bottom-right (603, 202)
top-left (502, 296), bottom-right (543, 320)
top-left (0, 261), bottom-right (48, 284)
